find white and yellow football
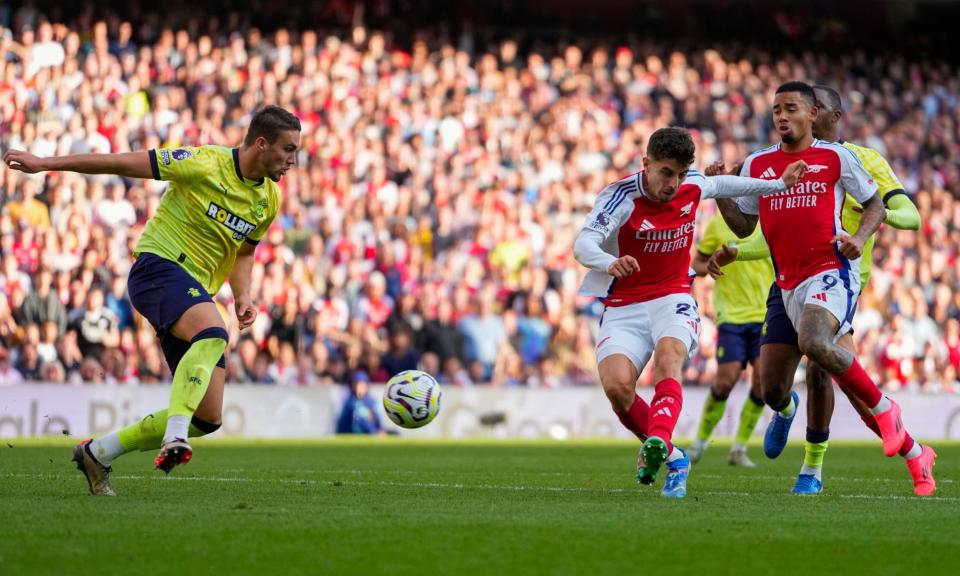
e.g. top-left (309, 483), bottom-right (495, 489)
top-left (382, 370), bottom-right (442, 429)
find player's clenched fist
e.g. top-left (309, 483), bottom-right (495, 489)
top-left (831, 233), bottom-right (865, 259)
top-left (235, 300), bottom-right (258, 330)
top-left (707, 244), bottom-right (738, 278)
top-left (3, 150), bottom-right (47, 173)
top-left (607, 255), bottom-right (640, 278)
top-left (780, 160), bottom-right (807, 188)
top-left (703, 160), bottom-right (726, 177)
top-left (704, 161), bottom-right (743, 177)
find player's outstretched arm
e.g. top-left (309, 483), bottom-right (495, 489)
top-left (3, 149), bottom-right (153, 179)
top-left (703, 160), bottom-right (804, 238)
top-left (703, 160), bottom-right (807, 199)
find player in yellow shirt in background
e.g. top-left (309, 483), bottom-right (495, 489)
top-left (708, 86), bottom-right (934, 495)
top-left (689, 202), bottom-right (773, 467)
top-left (4, 106), bottom-right (301, 495)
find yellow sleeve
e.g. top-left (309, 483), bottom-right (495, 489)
top-left (883, 192), bottom-right (921, 231)
top-left (733, 233), bottom-right (771, 261)
top-left (698, 216), bottom-right (723, 256)
top-left (148, 146), bottom-right (208, 185)
top-left (848, 144), bottom-right (902, 196)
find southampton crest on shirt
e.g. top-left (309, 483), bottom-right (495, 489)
top-left (253, 199), bottom-right (268, 220)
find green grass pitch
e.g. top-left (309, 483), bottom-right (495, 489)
top-left (1, 439), bottom-right (958, 576)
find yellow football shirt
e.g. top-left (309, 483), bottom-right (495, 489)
top-left (698, 215), bottom-right (773, 325)
top-left (135, 146), bottom-right (279, 294)
top-left (840, 141), bottom-right (903, 286)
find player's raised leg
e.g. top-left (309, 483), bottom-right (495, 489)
top-left (828, 331), bottom-right (935, 494)
top-left (126, 362), bottom-right (225, 460)
top-left (845, 390), bottom-right (936, 494)
top-left (796, 305), bottom-right (905, 456)
top-left (834, 372), bottom-right (937, 495)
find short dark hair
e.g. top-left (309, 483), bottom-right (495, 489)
top-left (243, 105), bottom-right (301, 146)
top-left (775, 81), bottom-right (816, 107)
top-left (646, 127), bottom-right (695, 166)
top-left (812, 84), bottom-right (843, 112)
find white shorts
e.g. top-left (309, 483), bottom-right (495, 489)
top-left (781, 268), bottom-right (861, 341)
top-left (596, 293), bottom-right (701, 372)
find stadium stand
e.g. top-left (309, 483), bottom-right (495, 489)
top-left (1, 0), bottom-right (959, 392)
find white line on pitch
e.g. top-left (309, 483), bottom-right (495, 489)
top-left (4, 472), bottom-right (956, 501)
top-left (218, 469), bottom-right (953, 484)
top-left (696, 473), bottom-right (955, 484)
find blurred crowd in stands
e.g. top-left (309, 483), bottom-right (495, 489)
top-left (1, 1), bottom-right (959, 392)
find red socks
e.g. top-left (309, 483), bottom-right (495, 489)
top-left (860, 415), bottom-right (881, 437)
top-left (613, 379), bottom-right (683, 451)
top-left (833, 359), bottom-right (882, 407)
top-left (861, 415), bottom-right (916, 458)
top-left (615, 395), bottom-right (649, 440)
top-left (648, 378), bottom-right (683, 453)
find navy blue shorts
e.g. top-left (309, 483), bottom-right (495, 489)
top-left (127, 253), bottom-right (226, 373)
top-left (716, 322), bottom-right (764, 367)
top-left (761, 283), bottom-right (799, 347)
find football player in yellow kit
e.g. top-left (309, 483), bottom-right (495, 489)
top-left (5, 105), bottom-right (301, 494)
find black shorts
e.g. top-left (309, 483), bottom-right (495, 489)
top-left (761, 283), bottom-right (799, 347)
top-left (716, 322), bottom-right (764, 367)
top-left (127, 252), bottom-right (226, 373)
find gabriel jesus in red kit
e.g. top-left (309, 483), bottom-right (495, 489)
top-left (574, 127), bottom-right (806, 498)
top-left (716, 82), bottom-right (926, 489)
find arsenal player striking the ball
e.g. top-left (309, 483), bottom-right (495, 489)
top-left (574, 126), bottom-right (806, 498)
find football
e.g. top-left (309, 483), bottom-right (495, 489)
top-left (382, 370), bottom-right (442, 429)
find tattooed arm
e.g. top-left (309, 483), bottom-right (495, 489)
top-left (716, 198), bottom-right (759, 238)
